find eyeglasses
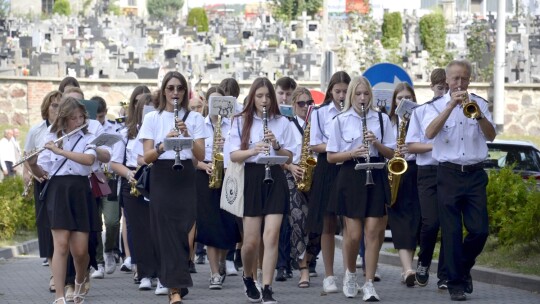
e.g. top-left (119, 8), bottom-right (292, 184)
top-left (296, 100), bottom-right (314, 108)
top-left (165, 85), bottom-right (186, 93)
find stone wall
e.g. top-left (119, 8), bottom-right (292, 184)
top-left (0, 76), bottom-right (538, 137)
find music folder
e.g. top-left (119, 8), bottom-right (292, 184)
top-left (256, 155), bottom-right (289, 166)
top-left (163, 137), bottom-right (193, 151)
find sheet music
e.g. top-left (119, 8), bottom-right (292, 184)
top-left (209, 96), bottom-right (236, 118)
top-left (90, 133), bottom-right (122, 147)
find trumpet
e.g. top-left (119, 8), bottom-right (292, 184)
top-left (13, 123), bottom-right (89, 167)
top-left (262, 106), bottom-right (273, 184)
top-left (172, 98), bottom-right (184, 171)
top-left (460, 88), bottom-right (480, 119)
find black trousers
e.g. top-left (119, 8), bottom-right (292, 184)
top-left (437, 165), bottom-right (489, 292)
top-left (416, 165), bottom-right (447, 281)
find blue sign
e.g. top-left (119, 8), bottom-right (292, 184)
top-left (362, 63), bottom-right (413, 112)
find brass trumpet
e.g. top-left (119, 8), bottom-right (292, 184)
top-left (460, 89), bottom-right (480, 119)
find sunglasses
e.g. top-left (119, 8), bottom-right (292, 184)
top-left (296, 100), bottom-right (314, 108)
top-left (165, 85), bottom-right (186, 93)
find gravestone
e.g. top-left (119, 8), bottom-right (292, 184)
top-left (19, 36), bottom-right (33, 58)
top-left (134, 67), bottom-right (159, 79)
top-left (122, 52), bottom-right (139, 72)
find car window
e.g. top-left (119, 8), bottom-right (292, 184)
top-left (486, 145), bottom-right (540, 172)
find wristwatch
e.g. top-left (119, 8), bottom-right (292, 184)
top-left (155, 141), bottom-right (164, 155)
top-left (476, 114), bottom-right (484, 121)
top-left (273, 141), bottom-right (282, 151)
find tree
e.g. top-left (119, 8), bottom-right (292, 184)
top-left (187, 8), bottom-right (209, 32)
top-left (271, 0), bottom-right (322, 23)
top-left (147, 0), bottom-right (184, 20)
top-left (419, 12), bottom-right (452, 67)
top-left (53, 0), bottom-right (71, 16)
top-left (344, 11), bottom-right (382, 72)
top-left (381, 12), bottom-right (402, 49)
top-left (466, 21), bottom-right (495, 82)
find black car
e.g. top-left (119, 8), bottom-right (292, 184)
top-left (484, 140), bottom-right (540, 185)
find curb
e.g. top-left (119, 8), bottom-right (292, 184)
top-left (334, 235), bottom-right (540, 294)
top-left (0, 238), bottom-right (40, 260)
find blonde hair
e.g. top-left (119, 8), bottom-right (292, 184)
top-left (342, 76), bottom-right (374, 112)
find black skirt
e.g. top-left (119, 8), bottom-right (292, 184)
top-left (195, 169), bottom-right (241, 249)
top-left (34, 180), bottom-right (54, 258)
top-left (305, 153), bottom-right (340, 234)
top-left (243, 163), bottom-right (289, 217)
top-left (388, 161), bottom-right (421, 249)
top-left (121, 177), bottom-right (158, 279)
top-left (332, 158), bottom-right (390, 219)
top-left (45, 175), bottom-right (98, 232)
top-left (149, 159), bottom-right (195, 289)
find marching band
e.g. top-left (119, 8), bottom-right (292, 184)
top-left (20, 59), bottom-right (495, 304)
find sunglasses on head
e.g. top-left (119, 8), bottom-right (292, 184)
top-left (165, 85), bottom-right (185, 93)
top-left (296, 100), bottom-right (314, 107)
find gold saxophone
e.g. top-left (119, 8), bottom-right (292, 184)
top-left (130, 167), bottom-right (140, 197)
top-left (296, 107), bottom-right (317, 192)
top-left (388, 119), bottom-right (409, 206)
top-left (208, 115), bottom-right (224, 189)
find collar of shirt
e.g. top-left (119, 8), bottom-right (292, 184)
top-left (295, 115), bottom-right (306, 126)
top-left (341, 107), bottom-right (378, 120)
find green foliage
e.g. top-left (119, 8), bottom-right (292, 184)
top-left (0, 177), bottom-right (35, 240)
top-left (381, 12), bottom-right (402, 49)
top-left (53, 0), bottom-right (71, 16)
top-left (466, 21), bottom-right (495, 82)
top-left (108, 2), bottom-right (121, 16)
top-left (487, 167), bottom-right (540, 246)
top-left (346, 11), bottom-right (382, 72)
top-left (147, 0), bottom-right (184, 20)
top-left (419, 12), bottom-right (452, 67)
top-left (187, 7), bottom-right (209, 32)
top-left (271, 0), bottom-right (322, 23)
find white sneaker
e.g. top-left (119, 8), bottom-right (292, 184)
top-left (91, 264), bottom-right (104, 279)
top-left (343, 270), bottom-right (358, 298)
top-left (362, 280), bottom-right (380, 302)
top-left (120, 257), bottom-right (132, 272)
top-left (155, 280), bottom-right (168, 295)
top-left (105, 252), bottom-right (117, 274)
top-left (209, 273), bottom-right (223, 290)
top-left (356, 255), bottom-right (363, 268)
top-left (139, 277), bottom-right (152, 290)
top-left (226, 260), bottom-right (238, 276)
top-left (322, 276), bottom-right (339, 293)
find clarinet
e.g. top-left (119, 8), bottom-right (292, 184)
top-left (262, 106), bottom-right (274, 184)
top-left (172, 98), bottom-right (184, 171)
top-left (361, 104), bottom-right (374, 187)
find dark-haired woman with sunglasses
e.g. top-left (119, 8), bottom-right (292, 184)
top-left (139, 71), bottom-right (207, 304)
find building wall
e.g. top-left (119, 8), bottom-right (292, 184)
top-left (0, 76), bottom-right (538, 138)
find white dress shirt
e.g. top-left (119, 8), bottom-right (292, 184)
top-left (111, 128), bottom-right (140, 168)
top-left (405, 101), bottom-right (440, 166)
top-left (0, 137), bottom-right (16, 172)
top-left (290, 115), bottom-right (306, 165)
top-left (422, 92), bottom-right (495, 165)
top-left (326, 108), bottom-right (396, 155)
top-left (310, 102), bottom-right (341, 146)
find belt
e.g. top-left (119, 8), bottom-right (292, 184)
top-left (439, 162), bottom-right (484, 173)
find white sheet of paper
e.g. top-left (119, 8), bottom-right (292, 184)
top-left (90, 133), bottom-right (122, 147)
top-left (372, 89), bottom-right (394, 112)
top-left (209, 96), bottom-right (236, 118)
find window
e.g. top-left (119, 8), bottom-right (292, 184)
top-left (42, 0), bottom-right (54, 14)
top-left (128, 0), bottom-right (137, 6)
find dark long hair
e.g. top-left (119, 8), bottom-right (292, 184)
top-left (323, 71), bottom-right (351, 105)
top-left (389, 82), bottom-right (417, 125)
top-left (58, 76), bottom-right (80, 93)
top-left (51, 97), bottom-right (89, 144)
top-left (236, 77), bottom-right (280, 150)
top-left (127, 93), bottom-right (153, 140)
top-left (125, 85), bottom-right (151, 134)
top-left (41, 90), bottom-right (62, 120)
top-left (157, 71), bottom-right (189, 113)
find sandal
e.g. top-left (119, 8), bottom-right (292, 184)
top-left (168, 288), bottom-right (183, 304)
top-left (52, 297), bottom-right (66, 304)
top-left (298, 267), bottom-right (310, 288)
top-left (73, 276), bottom-right (87, 304)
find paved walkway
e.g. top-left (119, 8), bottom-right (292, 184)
top-left (1, 246), bottom-right (539, 304)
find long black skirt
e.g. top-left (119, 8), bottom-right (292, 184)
top-left (388, 161), bottom-right (421, 249)
top-left (34, 180), bottom-right (54, 258)
top-left (331, 159), bottom-right (389, 219)
top-left (121, 177), bottom-right (158, 279)
top-left (149, 160), bottom-right (195, 289)
top-left (285, 170), bottom-right (309, 260)
top-left (195, 169), bottom-right (241, 249)
top-left (305, 153), bottom-right (340, 234)
top-left (45, 175), bottom-right (98, 232)
top-left (243, 163), bottom-right (289, 216)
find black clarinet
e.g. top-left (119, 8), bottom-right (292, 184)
top-left (262, 106), bottom-right (274, 184)
top-left (172, 98), bottom-right (183, 171)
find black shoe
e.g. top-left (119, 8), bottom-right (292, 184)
top-left (234, 249), bottom-right (243, 270)
top-left (180, 287), bottom-right (189, 298)
top-left (464, 274), bottom-right (473, 294)
top-left (275, 267), bottom-right (287, 282)
top-left (42, 258), bottom-right (49, 267)
top-left (286, 270), bottom-right (293, 279)
top-left (243, 276), bottom-right (262, 303)
top-left (262, 285), bottom-right (277, 304)
top-left (438, 279), bottom-right (449, 290)
top-left (308, 259), bottom-right (317, 277)
top-left (189, 260), bottom-right (197, 273)
top-left (450, 290), bottom-right (467, 301)
top-left (415, 262), bottom-right (430, 287)
top-left (196, 254), bottom-right (206, 265)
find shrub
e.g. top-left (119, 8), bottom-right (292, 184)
top-left (53, 0), bottom-right (71, 16)
top-left (486, 167), bottom-right (540, 246)
top-left (0, 177), bottom-right (35, 240)
top-left (381, 12), bottom-right (402, 49)
top-left (187, 7), bottom-right (209, 32)
top-left (419, 12), bottom-right (452, 67)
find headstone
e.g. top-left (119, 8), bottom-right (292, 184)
top-left (122, 52), bottom-right (139, 72)
top-left (19, 36), bottom-right (33, 58)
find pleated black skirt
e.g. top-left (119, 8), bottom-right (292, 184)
top-left (149, 159), bottom-right (195, 289)
top-left (243, 163), bottom-right (289, 217)
top-left (388, 161), bottom-right (421, 249)
top-left (34, 180), bottom-right (54, 258)
top-left (331, 158), bottom-right (390, 219)
top-left (45, 175), bottom-right (98, 232)
top-left (305, 153), bottom-right (340, 234)
top-left (121, 177), bottom-right (158, 279)
top-left (195, 169), bottom-right (241, 249)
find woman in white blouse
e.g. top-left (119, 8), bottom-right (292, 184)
top-left (139, 71), bottom-right (206, 304)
